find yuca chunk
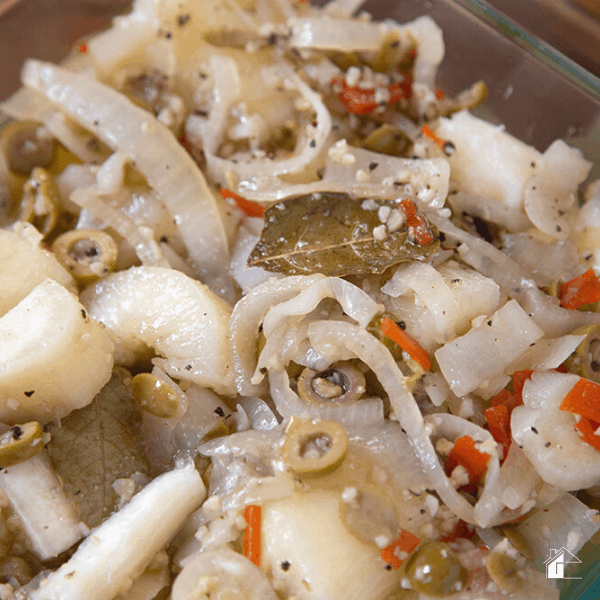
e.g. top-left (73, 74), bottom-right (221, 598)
top-left (0, 223), bottom-right (76, 317)
top-left (80, 266), bottom-right (235, 396)
top-left (0, 278), bottom-right (114, 423)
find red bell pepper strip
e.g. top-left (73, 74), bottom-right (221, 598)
top-left (379, 529), bottom-right (421, 569)
top-left (445, 435), bottom-right (491, 494)
top-left (220, 188), bottom-right (266, 218)
top-left (381, 317), bottom-right (431, 371)
top-left (332, 74), bottom-right (412, 116)
top-left (575, 417), bottom-right (600, 451)
top-left (560, 377), bottom-right (600, 423)
top-left (398, 198), bottom-right (435, 247)
top-left (560, 268), bottom-right (600, 310)
top-left (243, 505), bottom-right (262, 567)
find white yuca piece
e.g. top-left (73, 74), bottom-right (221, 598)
top-left (260, 490), bottom-right (403, 600)
top-left (0, 222), bottom-right (76, 317)
top-left (0, 279), bottom-right (114, 423)
top-left (435, 109), bottom-right (541, 210)
top-left (80, 266), bottom-right (235, 396)
top-left (435, 299), bottom-right (544, 397)
top-left (29, 464), bottom-right (206, 600)
top-left (21, 60), bottom-right (229, 278)
top-left (0, 453), bottom-right (89, 560)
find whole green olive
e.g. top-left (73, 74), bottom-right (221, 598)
top-left (486, 551), bottom-right (524, 593)
top-left (564, 324), bottom-right (600, 384)
top-left (404, 541), bottom-right (469, 597)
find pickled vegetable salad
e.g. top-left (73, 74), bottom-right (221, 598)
top-left (0, 0), bottom-right (599, 597)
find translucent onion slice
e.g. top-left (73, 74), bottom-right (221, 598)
top-left (510, 335), bottom-right (586, 372)
top-left (307, 320), bottom-right (480, 525)
top-left (288, 17), bottom-right (382, 51)
top-left (521, 370), bottom-right (579, 412)
top-left (21, 60), bottom-right (229, 277)
top-left (512, 407), bottom-right (600, 490)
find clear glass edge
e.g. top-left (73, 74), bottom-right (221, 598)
top-left (454, 0), bottom-right (600, 99)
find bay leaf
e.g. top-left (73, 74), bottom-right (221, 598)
top-left (47, 369), bottom-right (150, 528)
top-left (247, 193), bottom-right (439, 277)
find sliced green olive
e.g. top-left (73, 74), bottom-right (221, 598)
top-left (485, 551), bottom-right (524, 593)
top-left (19, 167), bottom-right (60, 237)
top-left (339, 485), bottom-right (399, 547)
top-left (362, 124), bottom-right (412, 157)
top-left (2, 120), bottom-right (56, 175)
top-left (0, 422), bottom-right (43, 468)
top-left (51, 229), bottom-right (118, 284)
top-left (282, 418), bottom-right (348, 476)
top-left (131, 373), bottom-right (179, 419)
top-left (404, 541), bottom-right (469, 597)
top-left (438, 80), bottom-right (488, 116)
top-left (564, 324), bottom-right (600, 384)
top-left (369, 31), bottom-right (405, 73)
top-left (546, 279), bottom-right (561, 298)
top-left (297, 362), bottom-right (366, 405)
top-left (501, 528), bottom-right (534, 562)
top-left (367, 312), bottom-right (404, 362)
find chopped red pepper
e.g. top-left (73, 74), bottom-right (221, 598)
top-left (575, 417), bottom-right (600, 451)
top-left (439, 519), bottom-right (476, 543)
top-left (78, 42), bottom-right (87, 53)
top-left (435, 88), bottom-right (445, 100)
top-left (398, 198), bottom-right (435, 247)
top-left (379, 529), bottom-right (421, 569)
top-left (421, 124), bottom-right (446, 150)
top-left (484, 404), bottom-right (511, 460)
top-left (332, 74), bottom-right (412, 116)
top-left (512, 369), bottom-right (534, 396)
top-left (560, 268), bottom-right (600, 310)
top-left (381, 316), bottom-right (431, 371)
top-left (220, 188), bottom-right (265, 218)
top-left (178, 134), bottom-right (193, 155)
top-left (445, 435), bottom-right (491, 494)
top-left (560, 377), bottom-right (600, 423)
top-left (243, 505), bottom-right (262, 567)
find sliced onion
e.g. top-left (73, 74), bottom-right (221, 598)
top-left (521, 370), bottom-right (579, 411)
top-left (502, 232), bottom-right (581, 287)
top-left (21, 60), bottom-right (229, 279)
top-left (306, 320), bottom-right (479, 525)
top-left (172, 548), bottom-right (278, 600)
top-left (510, 335), bottom-right (586, 372)
top-left (512, 407), bottom-right (600, 490)
top-left (516, 492), bottom-right (600, 569)
top-left (447, 192), bottom-right (531, 232)
top-left (228, 274), bottom-right (325, 395)
top-left (289, 17), bottom-right (382, 51)
top-left (524, 140), bottom-right (592, 241)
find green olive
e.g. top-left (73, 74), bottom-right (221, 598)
top-left (0, 422), bottom-right (44, 468)
top-left (0, 555), bottom-right (33, 585)
top-left (564, 324), bottom-right (600, 384)
top-left (404, 541), bottom-right (469, 597)
top-left (1, 120), bottom-right (56, 175)
top-left (485, 552), bottom-right (524, 593)
top-left (546, 279), bottom-right (561, 299)
top-left (367, 312), bottom-right (404, 362)
top-left (297, 362), bottom-right (366, 405)
top-left (501, 528), bottom-right (534, 562)
top-left (362, 124), bottom-right (412, 158)
top-left (51, 229), bottom-right (118, 284)
top-left (131, 373), bottom-right (179, 419)
top-left (339, 485), bottom-right (399, 547)
top-left (369, 30), bottom-right (405, 73)
top-left (438, 80), bottom-right (488, 117)
top-left (282, 418), bottom-right (348, 476)
top-left (19, 167), bottom-right (60, 237)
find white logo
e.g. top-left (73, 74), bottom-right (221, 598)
top-left (544, 547), bottom-right (582, 579)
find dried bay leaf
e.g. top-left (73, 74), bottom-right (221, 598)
top-left (248, 193), bottom-right (439, 277)
top-left (47, 369), bottom-right (150, 528)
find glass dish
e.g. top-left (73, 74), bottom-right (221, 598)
top-left (2, 0), bottom-right (600, 598)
